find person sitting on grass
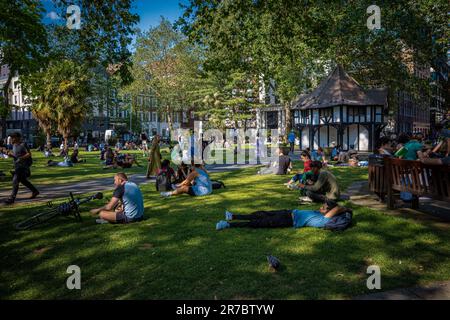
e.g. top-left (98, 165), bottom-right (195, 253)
top-left (175, 161), bottom-right (189, 184)
top-left (156, 159), bottom-right (176, 184)
top-left (258, 147), bottom-right (292, 175)
top-left (216, 200), bottom-right (350, 230)
top-left (70, 149), bottom-right (86, 164)
top-left (286, 151), bottom-right (315, 189)
top-left (160, 163), bottom-right (212, 197)
top-left (90, 172), bottom-right (144, 224)
top-left (297, 161), bottom-right (340, 203)
top-left (311, 147), bottom-right (325, 162)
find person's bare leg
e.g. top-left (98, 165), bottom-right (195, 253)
top-left (172, 185), bottom-right (190, 195)
top-left (99, 210), bottom-right (118, 222)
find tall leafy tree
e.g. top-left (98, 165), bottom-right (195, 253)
top-left (125, 18), bottom-right (201, 131)
top-left (178, 0), bottom-right (449, 131)
top-left (0, 0), bottom-right (48, 138)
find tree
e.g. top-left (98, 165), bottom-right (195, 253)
top-left (50, 60), bottom-right (91, 149)
top-left (125, 18), bottom-right (201, 132)
top-left (178, 0), bottom-right (449, 130)
top-left (0, 0), bottom-right (48, 138)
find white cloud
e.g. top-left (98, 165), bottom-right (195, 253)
top-left (46, 11), bottom-right (61, 20)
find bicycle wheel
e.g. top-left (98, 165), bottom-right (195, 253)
top-left (15, 209), bottom-right (61, 231)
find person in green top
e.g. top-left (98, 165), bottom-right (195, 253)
top-left (297, 161), bottom-right (340, 203)
top-left (401, 133), bottom-right (424, 160)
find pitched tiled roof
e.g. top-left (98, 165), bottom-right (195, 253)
top-left (293, 64), bottom-right (388, 109)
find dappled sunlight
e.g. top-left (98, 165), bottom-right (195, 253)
top-left (1, 166), bottom-right (449, 299)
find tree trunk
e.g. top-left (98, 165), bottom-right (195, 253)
top-left (64, 135), bottom-right (69, 153)
top-left (166, 106), bottom-right (173, 140)
top-left (284, 101), bottom-right (292, 143)
top-left (46, 131), bottom-right (52, 150)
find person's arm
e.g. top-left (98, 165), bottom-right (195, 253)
top-left (303, 173), bottom-right (325, 192)
top-left (179, 170), bottom-right (198, 187)
top-left (324, 206), bottom-right (349, 218)
top-left (90, 197), bottom-right (120, 214)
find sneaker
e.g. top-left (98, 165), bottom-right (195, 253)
top-left (298, 196), bottom-right (313, 203)
top-left (4, 198), bottom-right (15, 205)
top-left (225, 211), bottom-right (233, 221)
top-left (216, 220), bottom-right (230, 231)
top-left (160, 191), bottom-right (172, 198)
top-left (96, 218), bottom-right (109, 224)
top-left (30, 191), bottom-right (40, 199)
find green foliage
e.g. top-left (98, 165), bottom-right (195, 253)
top-left (0, 0), bottom-right (48, 135)
top-left (178, 0), bottom-right (449, 113)
top-left (124, 18), bottom-right (201, 130)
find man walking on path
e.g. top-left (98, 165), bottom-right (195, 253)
top-left (2, 132), bottom-right (39, 204)
top-left (288, 130), bottom-right (296, 153)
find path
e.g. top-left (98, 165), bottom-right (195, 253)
top-left (343, 180), bottom-right (450, 230)
top-left (0, 163), bottom-right (259, 205)
top-left (354, 281), bottom-right (450, 300)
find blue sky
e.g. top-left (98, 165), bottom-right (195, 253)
top-left (42, 0), bottom-right (185, 31)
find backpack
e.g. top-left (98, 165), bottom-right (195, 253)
top-left (211, 180), bottom-right (226, 190)
top-left (156, 169), bottom-right (172, 191)
top-left (324, 210), bottom-right (353, 231)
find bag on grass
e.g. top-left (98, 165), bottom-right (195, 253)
top-left (211, 180), bottom-right (226, 190)
top-left (324, 210), bottom-right (353, 231)
top-left (156, 169), bottom-right (171, 191)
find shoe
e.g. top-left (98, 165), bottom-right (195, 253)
top-left (4, 198), bottom-right (15, 205)
top-left (298, 196), bottom-right (313, 203)
top-left (160, 191), bottom-right (172, 198)
top-left (30, 191), bottom-right (40, 199)
top-left (225, 211), bottom-right (233, 221)
top-left (216, 220), bottom-right (230, 231)
top-left (96, 218), bottom-right (109, 224)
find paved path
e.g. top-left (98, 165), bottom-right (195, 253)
top-left (343, 180), bottom-right (450, 230)
top-left (354, 281), bottom-right (450, 300)
top-left (0, 163), bottom-right (259, 205)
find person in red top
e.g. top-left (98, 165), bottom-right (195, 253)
top-left (285, 151), bottom-right (317, 188)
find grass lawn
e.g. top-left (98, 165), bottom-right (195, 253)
top-left (0, 149), bottom-right (173, 191)
top-left (0, 165), bottom-right (449, 299)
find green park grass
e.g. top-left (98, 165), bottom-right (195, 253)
top-left (1, 163), bottom-right (449, 299)
top-left (0, 149), bottom-right (165, 191)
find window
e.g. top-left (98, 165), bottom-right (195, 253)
top-left (151, 112), bottom-right (157, 122)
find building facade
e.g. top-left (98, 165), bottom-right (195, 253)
top-left (0, 64), bottom-right (37, 142)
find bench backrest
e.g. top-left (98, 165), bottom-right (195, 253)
top-left (384, 157), bottom-right (450, 201)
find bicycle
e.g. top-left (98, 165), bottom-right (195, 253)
top-left (15, 192), bottom-right (103, 231)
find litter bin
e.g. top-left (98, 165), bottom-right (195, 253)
top-left (368, 154), bottom-right (389, 201)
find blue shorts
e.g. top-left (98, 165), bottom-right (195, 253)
top-left (116, 212), bottom-right (143, 224)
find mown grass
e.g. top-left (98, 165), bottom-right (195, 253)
top-left (1, 165), bottom-right (449, 300)
top-left (0, 149), bottom-right (173, 191)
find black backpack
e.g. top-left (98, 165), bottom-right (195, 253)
top-left (211, 180), bottom-right (226, 190)
top-left (156, 170), bottom-right (171, 191)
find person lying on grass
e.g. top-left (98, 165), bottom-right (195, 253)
top-left (160, 163), bottom-right (212, 198)
top-left (103, 152), bottom-right (142, 169)
top-left (90, 172), bottom-right (144, 224)
top-left (216, 200), bottom-right (350, 230)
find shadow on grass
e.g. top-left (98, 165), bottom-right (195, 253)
top-left (0, 166), bottom-right (448, 299)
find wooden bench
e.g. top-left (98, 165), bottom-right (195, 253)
top-left (384, 157), bottom-right (450, 209)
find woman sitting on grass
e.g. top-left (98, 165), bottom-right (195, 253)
top-left (285, 151), bottom-right (317, 189)
top-left (70, 149), bottom-right (86, 164)
top-left (160, 163), bottom-right (212, 197)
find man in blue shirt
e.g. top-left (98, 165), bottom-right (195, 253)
top-left (91, 173), bottom-right (144, 224)
top-left (288, 130), bottom-right (296, 153)
top-left (216, 201), bottom-right (350, 230)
